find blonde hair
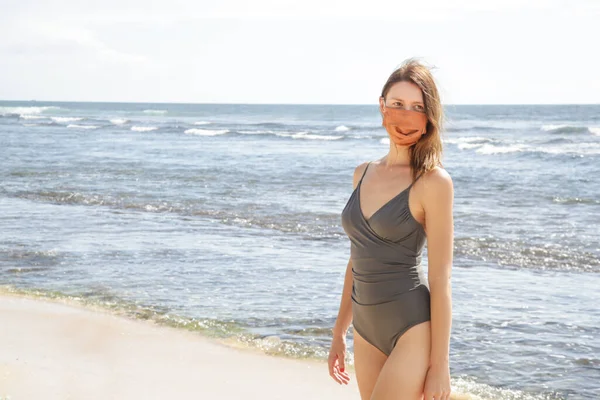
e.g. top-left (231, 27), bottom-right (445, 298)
top-left (380, 58), bottom-right (444, 180)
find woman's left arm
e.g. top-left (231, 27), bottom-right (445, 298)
top-left (422, 167), bottom-right (454, 400)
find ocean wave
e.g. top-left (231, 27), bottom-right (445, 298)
top-left (237, 130), bottom-right (278, 135)
top-left (455, 236), bottom-right (599, 273)
top-left (445, 136), bottom-right (494, 145)
top-left (110, 118), bottom-right (129, 125)
top-left (51, 116), bottom-right (84, 123)
top-left (131, 126), bottom-right (158, 132)
top-left (275, 131), bottom-right (342, 140)
top-left (184, 128), bottom-right (229, 136)
top-left (193, 121), bottom-right (211, 125)
top-left (67, 124), bottom-right (99, 130)
top-left (0, 248), bottom-right (62, 268)
top-left (248, 122), bottom-right (287, 128)
top-left (488, 143), bottom-right (599, 156)
top-left (334, 125), bottom-right (350, 132)
top-left (541, 124), bottom-right (595, 134)
top-left (0, 106), bottom-right (61, 117)
top-left (475, 143), bottom-right (528, 155)
top-left (446, 125), bottom-right (510, 133)
top-left (21, 121), bottom-right (60, 127)
top-left (552, 196), bottom-right (600, 205)
top-left (447, 136), bottom-right (600, 156)
top-left (143, 109), bottom-right (167, 115)
top-left (20, 115), bottom-right (46, 120)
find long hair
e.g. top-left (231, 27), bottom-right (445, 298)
top-left (380, 58), bottom-right (444, 180)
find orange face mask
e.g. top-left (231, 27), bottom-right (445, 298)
top-left (381, 106), bottom-right (428, 146)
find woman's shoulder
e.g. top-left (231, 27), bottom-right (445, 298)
top-left (352, 161), bottom-right (371, 190)
top-left (419, 165), bottom-right (454, 199)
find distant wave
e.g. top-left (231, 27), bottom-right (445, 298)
top-left (110, 118), bottom-right (129, 125)
top-left (248, 122), bottom-right (287, 128)
top-left (143, 109), bottom-right (167, 115)
top-left (184, 128), bottom-right (229, 136)
top-left (475, 143), bottom-right (528, 155)
top-left (552, 196), bottom-right (600, 205)
top-left (445, 136), bottom-right (493, 144)
top-left (447, 136), bottom-right (600, 156)
top-left (51, 116), bottom-right (84, 123)
top-left (237, 130), bottom-right (278, 135)
top-left (131, 126), bottom-right (158, 132)
top-left (541, 124), bottom-right (596, 134)
top-left (275, 131), bottom-right (342, 141)
top-left (334, 125), bottom-right (350, 132)
top-left (193, 121), bottom-right (211, 125)
top-left (67, 124), bottom-right (99, 130)
top-left (0, 106), bottom-right (61, 118)
top-left (20, 115), bottom-right (45, 120)
top-left (446, 125), bottom-right (510, 132)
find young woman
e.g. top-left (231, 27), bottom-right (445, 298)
top-left (328, 58), bottom-right (454, 400)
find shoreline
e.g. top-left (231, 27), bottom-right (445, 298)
top-left (0, 291), bottom-right (360, 399)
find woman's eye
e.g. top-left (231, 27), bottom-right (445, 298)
top-left (415, 105), bottom-right (424, 111)
top-left (393, 102), bottom-right (402, 107)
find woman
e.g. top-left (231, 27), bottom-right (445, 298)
top-left (328, 58), bottom-right (454, 400)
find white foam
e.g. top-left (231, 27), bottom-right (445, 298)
top-left (335, 125), bottom-right (350, 132)
top-left (475, 144), bottom-right (526, 155)
top-left (131, 126), bottom-right (158, 132)
top-left (110, 118), bottom-right (129, 125)
top-left (275, 131), bottom-right (342, 140)
top-left (20, 115), bottom-right (45, 120)
top-left (238, 130), bottom-right (279, 135)
top-left (184, 128), bottom-right (229, 136)
top-left (444, 136), bottom-right (490, 144)
top-left (0, 106), bottom-right (60, 116)
top-left (51, 117), bottom-right (83, 123)
top-left (589, 127), bottom-right (600, 136)
top-left (67, 124), bottom-right (99, 130)
top-left (541, 124), bottom-right (567, 131)
top-left (143, 109), bottom-right (167, 115)
top-left (193, 121), bottom-right (211, 125)
top-left (458, 143), bottom-right (483, 150)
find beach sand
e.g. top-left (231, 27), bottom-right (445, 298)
top-left (0, 293), bottom-right (360, 399)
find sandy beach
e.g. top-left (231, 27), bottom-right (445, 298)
top-left (0, 293), bottom-right (360, 399)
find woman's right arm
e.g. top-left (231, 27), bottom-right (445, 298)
top-left (332, 257), bottom-right (354, 338)
top-left (332, 162), bottom-right (368, 338)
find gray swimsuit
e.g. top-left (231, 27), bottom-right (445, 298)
top-left (341, 161), bottom-right (431, 356)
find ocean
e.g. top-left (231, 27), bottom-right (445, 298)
top-left (0, 100), bottom-right (598, 399)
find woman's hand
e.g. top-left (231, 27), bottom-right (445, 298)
top-left (423, 362), bottom-right (451, 400)
top-left (327, 334), bottom-right (351, 385)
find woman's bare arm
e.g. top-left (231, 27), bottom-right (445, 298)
top-left (422, 166), bottom-right (454, 366)
top-left (332, 257), bottom-right (354, 337)
top-left (332, 162), bottom-right (369, 338)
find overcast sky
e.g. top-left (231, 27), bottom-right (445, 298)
top-left (1, 0), bottom-right (599, 105)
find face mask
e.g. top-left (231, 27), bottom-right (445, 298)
top-left (381, 106), bottom-right (427, 146)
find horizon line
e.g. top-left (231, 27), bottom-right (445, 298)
top-left (1, 99), bottom-right (599, 107)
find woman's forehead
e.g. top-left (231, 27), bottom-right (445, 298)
top-left (386, 81), bottom-right (424, 102)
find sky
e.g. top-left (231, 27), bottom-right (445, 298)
top-left (1, 0), bottom-right (599, 105)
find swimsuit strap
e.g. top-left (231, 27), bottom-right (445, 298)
top-left (410, 170), bottom-right (426, 187)
top-left (359, 161), bottom-right (371, 184)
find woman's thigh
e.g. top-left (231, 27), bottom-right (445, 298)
top-left (370, 320), bottom-right (431, 400)
top-left (352, 328), bottom-right (388, 400)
